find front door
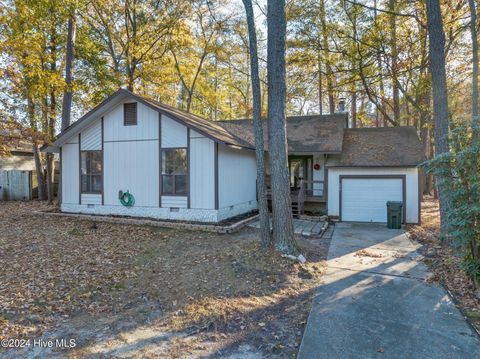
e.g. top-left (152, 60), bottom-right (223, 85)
top-left (289, 156), bottom-right (312, 190)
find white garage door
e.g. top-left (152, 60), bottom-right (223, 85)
top-left (341, 178), bottom-right (403, 222)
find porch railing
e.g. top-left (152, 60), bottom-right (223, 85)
top-left (300, 179), bottom-right (325, 198)
top-left (263, 179), bottom-right (325, 216)
top-left (265, 179), bottom-right (325, 198)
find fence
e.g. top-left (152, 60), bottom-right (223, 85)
top-left (0, 170), bottom-right (32, 201)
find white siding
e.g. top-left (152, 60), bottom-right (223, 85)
top-left (81, 194), bottom-right (102, 205)
top-left (312, 154), bottom-right (325, 196)
top-left (161, 196), bottom-right (188, 208)
top-left (81, 120), bottom-right (102, 150)
top-left (162, 116), bottom-right (187, 148)
top-left (61, 143), bottom-right (79, 204)
top-left (327, 167), bottom-right (420, 224)
top-left (60, 99), bottom-right (259, 222)
top-left (104, 140), bottom-right (159, 207)
top-left (189, 131), bottom-right (215, 209)
top-left (218, 145), bottom-right (256, 208)
top-left (104, 102), bottom-right (159, 142)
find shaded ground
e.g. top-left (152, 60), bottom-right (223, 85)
top-left (0, 201), bottom-right (329, 358)
top-left (299, 222), bottom-right (480, 359)
top-left (408, 196), bottom-right (480, 332)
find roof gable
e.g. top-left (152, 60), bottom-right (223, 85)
top-left (52, 89), bottom-right (254, 150)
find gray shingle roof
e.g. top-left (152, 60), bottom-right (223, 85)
top-left (326, 127), bottom-right (425, 167)
top-left (216, 114), bottom-right (348, 153)
top-left (52, 90), bottom-right (424, 168)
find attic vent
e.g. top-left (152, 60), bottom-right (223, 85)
top-left (124, 103), bottom-right (137, 126)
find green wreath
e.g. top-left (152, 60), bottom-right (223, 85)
top-left (118, 190), bottom-right (135, 207)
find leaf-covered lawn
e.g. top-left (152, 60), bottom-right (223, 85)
top-left (0, 201), bottom-right (328, 358)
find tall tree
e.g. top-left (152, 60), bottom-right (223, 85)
top-left (170, 4), bottom-right (226, 113)
top-left (319, 0), bottom-right (335, 114)
top-left (267, 0), bottom-right (297, 254)
top-left (85, 0), bottom-right (186, 92)
top-left (29, 98), bottom-right (46, 201)
top-left (241, 0), bottom-right (271, 248)
top-left (426, 0), bottom-right (450, 235)
top-left (40, 1), bottom-right (62, 204)
top-left (388, 0), bottom-right (400, 123)
top-left (61, 12), bottom-right (76, 131)
top-left (468, 0), bottom-right (480, 139)
top-left (0, 0), bottom-right (63, 201)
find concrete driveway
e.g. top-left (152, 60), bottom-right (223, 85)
top-left (298, 223), bottom-right (480, 359)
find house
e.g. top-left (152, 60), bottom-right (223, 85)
top-left (0, 138), bottom-right (36, 171)
top-left (0, 138), bottom-right (37, 200)
top-left (48, 89), bottom-right (424, 224)
top-left (218, 117), bottom-right (424, 223)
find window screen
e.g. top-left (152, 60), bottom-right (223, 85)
top-left (124, 102), bottom-right (137, 126)
top-left (81, 151), bottom-right (102, 193)
top-left (162, 149), bottom-right (187, 195)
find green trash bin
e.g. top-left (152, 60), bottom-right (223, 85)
top-left (387, 201), bottom-right (403, 229)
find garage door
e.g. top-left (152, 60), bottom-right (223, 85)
top-left (341, 177), bottom-right (403, 222)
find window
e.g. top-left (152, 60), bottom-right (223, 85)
top-left (162, 149), bottom-right (187, 195)
top-left (81, 151), bottom-right (102, 193)
top-left (124, 102), bottom-right (137, 126)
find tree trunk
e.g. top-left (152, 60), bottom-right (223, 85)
top-left (426, 0), bottom-right (450, 235)
top-left (373, 0), bottom-right (385, 127)
top-left (28, 98), bottom-right (45, 200)
top-left (389, 0), bottom-right (400, 123)
top-left (33, 143), bottom-right (45, 200)
top-left (320, 0), bottom-right (334, 114)
top-left (469, 0), bottom-right (480, 139)
top-left (360, 95), bottom-right (366, 127)
top-left (46, 153), bottom-right (54, 203)
top-left (418, 79), bottom-right (433, 195)
top-left (61, 14), bottom-right (76, 131)
top-left (318, 51), bottom-right (323, 114)
top-left (351, 90), bottom-right (357, 128)
top-left (126, 70), bottom-right (135, 92)
top-left (59, 14), bottom-right (76, 205)
top-left (421, 125), bottom-right (433, 195)
top-left (242, 0), bottom-right (272, 248)
top-left (46, 91), bottom-right (56, 204)
top-left (267, 0), bottom-right (297, 254)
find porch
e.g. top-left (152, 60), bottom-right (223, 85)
top-left (266, 179), bottom-right (326, 216)
top-left (266, 153), bottom-right (327, 215)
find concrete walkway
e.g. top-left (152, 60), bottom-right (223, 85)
top-left (298, 223), bottom-right (480, 359)
top-left (248, 217), bottom-right (326, 236)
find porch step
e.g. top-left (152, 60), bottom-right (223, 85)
top-left (291, 201), bottom-right (303, 216)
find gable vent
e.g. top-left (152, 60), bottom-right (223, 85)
top-left (124, 103), bottom-right (137, 126)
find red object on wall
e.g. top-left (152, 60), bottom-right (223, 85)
top-left (314, 163), bottom-right (321, 170)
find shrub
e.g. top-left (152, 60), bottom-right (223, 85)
top-left (423, 121), bottom-right (480, 288)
